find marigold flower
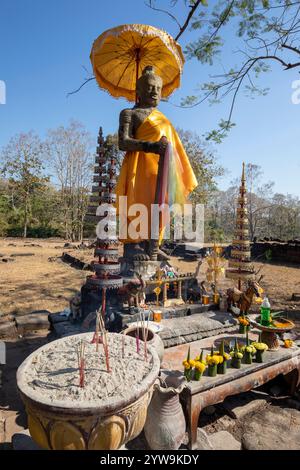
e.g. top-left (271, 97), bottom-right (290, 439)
top-left (194, 361), bottom-right (206, 373)
top-left (252, 342), bottom-right (268, 351)
top-left (206, 354), bottom-right (221, 365)
top-left (283, 339), bottom-right (293, 348)
top-left (238, 316), bottom-right (250, 326)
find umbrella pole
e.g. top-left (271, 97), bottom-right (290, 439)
top-left (150, 147), bottom-right (166, 259)
top-left (135, 48), bottom-right (141, 105)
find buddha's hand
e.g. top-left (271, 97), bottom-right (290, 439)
top-left (158, 136), bottom-right (168, 156)
top-left (151, 136), bottom-right (168, 156)
top-left (144, 136), bottom-right (168, 155)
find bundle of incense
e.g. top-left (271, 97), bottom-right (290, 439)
top-left (99, 314), bottom-right (111, 373)
top-left (77, 340), bottom-right (86, 388)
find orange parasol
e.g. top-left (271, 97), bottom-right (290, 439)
top-left (90, 24), bottom-right (184, 102)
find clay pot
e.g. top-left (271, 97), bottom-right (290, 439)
top-left (123, 325), bottom-right (164, 363)
top-left (144, 371), bottom-right (187, 450)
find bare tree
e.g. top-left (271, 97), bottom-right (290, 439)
top-left (46, 121), bottom-right (93, 241)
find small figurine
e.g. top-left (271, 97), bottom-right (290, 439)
top-left (227, 278), bottom-right (263, 315)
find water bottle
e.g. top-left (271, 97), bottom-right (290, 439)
top-left (260, 297), bottom-right (271, 326)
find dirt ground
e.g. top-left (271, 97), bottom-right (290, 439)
top-left (0, 330), bottom-right (50, 449)
top-left (0, 238), bottom-right (89, 316)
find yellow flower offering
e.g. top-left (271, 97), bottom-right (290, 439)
top-left (189, 359), bottom-right (196, 368)
top-left (230, 351), bottom-right (243, 359)
top-left (238, 316), bottom-right (250, 326)
top-left (216, 354), bottom-right (224, 364)
top-left (194, 361), bottom-right (206, 373)
top-left (283, 339), bottom-right (293, 348)
top-left (182, 360), bottom-right (190, 369)
top-left (206, 354), bottom-right (222, 366)
top-left (252, 342), bottom-right (268, 351)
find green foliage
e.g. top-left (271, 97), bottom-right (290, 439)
top-left (151, 0), bottom-right (300, 140)
top-left (205, 120), bottom-right (236, 143)
top-left (185, 36), bottom-right (223, 64)
top-left (265, 249), bottom-right (272, 262)
top-left (0, 132), bottom-right (49, 237)
top-left (177, 129), bottom-right (225, 203)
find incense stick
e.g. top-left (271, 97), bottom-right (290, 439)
top-left (99, 315), bottom-right (111, 373)
top-left (77, 340), bottom-right (86, 388)
top-left (136, 320), bottom-right (140, 354)
top-left (122, 334), bottom-right (125, 359)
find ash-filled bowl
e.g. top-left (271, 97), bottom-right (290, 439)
top-left (17, 332), bottom-right (160, 450)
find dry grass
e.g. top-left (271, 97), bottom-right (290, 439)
top-left (0, 238), bottom-right (88, 316)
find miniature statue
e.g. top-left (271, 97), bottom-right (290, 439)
top-left (117, 66), bottom-right (197, 262)
top-left (70, 292), bottom-right (82, 322)
top-left (117, 273), bottom-right (146, 309)
top-left (227, 278), bottom-right (263, 315)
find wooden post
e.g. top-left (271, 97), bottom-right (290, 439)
top-left (177, 280), bottom-right (182, 301)
top-left (163, 282), bottom-right (168, 305)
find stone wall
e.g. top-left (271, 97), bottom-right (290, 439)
top-left (251, 240), bottom-right (300, 264)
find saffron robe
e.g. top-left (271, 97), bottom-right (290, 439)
top-left (116, 108), bottom-right (198, 244)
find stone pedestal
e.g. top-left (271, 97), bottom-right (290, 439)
top-left (120, 258), bottom-right (163, 279)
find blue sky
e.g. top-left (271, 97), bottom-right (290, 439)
top-left (0, 0), bottom-right (299, 195)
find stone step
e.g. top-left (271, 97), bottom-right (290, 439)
top-left (15, 313), bottom-right (50, 335)
top-left (158, 310), bottom-right (237, 348)
top-left (0, 321), bottom-right (17, 339)
top-left (209, 431), bottom-right (241, 450)
top-left (220, 391), bottom-right (270, 419)
top-left (12, 429), bottom-right (41, 450)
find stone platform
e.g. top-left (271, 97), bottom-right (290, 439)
top-left (158, 311), bottom-right (237, 348)
top-left (49, 309), bottom-right (237, 349)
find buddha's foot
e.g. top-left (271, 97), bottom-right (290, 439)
top-left (157, 248), bottom-right (170, 261)
top-left (147, 240), bottom-right (170, 261)
top-left (123, 242), bottom-right (150, 261)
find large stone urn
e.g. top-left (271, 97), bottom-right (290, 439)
top-left (17, 332), bottom-right (160, 450)
top-left (144, 371), bottom-right (187, 450)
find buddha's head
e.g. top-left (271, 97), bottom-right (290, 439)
top-left (136, 66), bottom-right (163, 107)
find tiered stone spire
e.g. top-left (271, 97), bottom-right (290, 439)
top-left (226, 163), bottom-right (255, 289)
top-left (86, 127), bottom-right (123, 290)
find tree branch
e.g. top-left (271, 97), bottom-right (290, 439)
top-left (144, 0), bottom-right (181, 28)
top-left (67, 77), bottom-right (95, 97)
top-left (281, 43), bottom-right (300, 55)
top-left (175, 0), bottom-right (203, 41)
